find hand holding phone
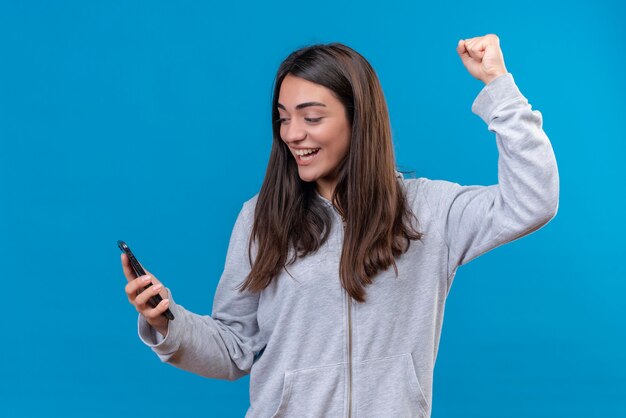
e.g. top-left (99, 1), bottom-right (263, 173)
top-left (119, 240), bottom-right (174, 335)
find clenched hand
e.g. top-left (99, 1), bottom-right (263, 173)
top-left (457, 34), bottom-right (509, 85)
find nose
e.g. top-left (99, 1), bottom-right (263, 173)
top-left (281, 119), bottom-right (307, 144)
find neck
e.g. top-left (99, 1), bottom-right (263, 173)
top-left (316, 180), bottom-right (335, 202)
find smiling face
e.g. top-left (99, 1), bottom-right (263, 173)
top-left (277, 73), bottom-right (351, 201)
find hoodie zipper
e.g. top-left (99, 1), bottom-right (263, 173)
top-left (341, 218), bottom-right (353, 418)
top-left (346, 288), bottom-right (353, 418)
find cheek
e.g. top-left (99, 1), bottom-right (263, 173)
top-left (320, 123), bottom-right (348, 147)
top-left (334, 131), bottom-right (351, 157)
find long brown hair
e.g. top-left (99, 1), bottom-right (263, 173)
top-left (237, 42), bottom-right (424, 303)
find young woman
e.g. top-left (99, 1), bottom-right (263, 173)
top-left (122, 34), bottom-right (559, 418)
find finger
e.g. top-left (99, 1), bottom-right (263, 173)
top-left (456, 39), bottom-right (471, 62)
top-left (143, 298), bottom-right (171, 320)
top-left (125, 275), bottom-right (152, 302)
top-left (465, 38), bottom-right (486, 60)
top-left (486, 33), bottom-right (500, 44)
top-left (126, 274), bottom-right (167, 303)
top-left (121, 253), bottom-right (137, 282)
top-left (135, 281), bottom-right (164, 308)
top-left (121, 252), bottom-right (153, 278)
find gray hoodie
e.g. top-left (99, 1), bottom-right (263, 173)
top-left (137, 72), bottom-right (559, 417)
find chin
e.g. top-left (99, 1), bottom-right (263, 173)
top-left (297, 171), bottom-right (319, 183)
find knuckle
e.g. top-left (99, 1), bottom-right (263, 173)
top-left (131, 278), bottom-right (142, 290)
top-left (136, 292), bottom-right (146, 306)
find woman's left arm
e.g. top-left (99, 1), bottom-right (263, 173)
top-left (418, 34), bottom-right (559, 281)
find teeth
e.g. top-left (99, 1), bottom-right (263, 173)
top-left (295, 148), bottom-right (320, 156)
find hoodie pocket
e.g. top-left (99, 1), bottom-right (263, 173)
top-left (270, 362), bottom-right (345, 418)
top-left (355, 353), bottom-right (430, 417)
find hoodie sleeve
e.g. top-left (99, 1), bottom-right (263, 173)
top-left (418, 72), bottom-right (559, 283)
top-left (137, 199), bottom-right (265, 381)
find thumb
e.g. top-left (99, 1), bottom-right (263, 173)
top-left (456, 39), bottom-right (471, 63)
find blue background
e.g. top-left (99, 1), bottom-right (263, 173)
top-left (1, 1), bottom-right (624, 417)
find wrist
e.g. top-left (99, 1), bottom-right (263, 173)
top-left (483, 70), bottom-right (508, 85)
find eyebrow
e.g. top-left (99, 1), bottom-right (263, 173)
top-left (277, 101), bottom-right (327, 110)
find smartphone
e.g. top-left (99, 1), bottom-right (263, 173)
top-left (117, 240), bottom-right (175, 321)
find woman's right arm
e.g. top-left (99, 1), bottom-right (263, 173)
top-left (124, 199), bottom-right (266, 381)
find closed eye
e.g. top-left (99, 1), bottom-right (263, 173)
top-left (277, 117), bottom-right (323, 124)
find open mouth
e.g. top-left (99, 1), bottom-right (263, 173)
top-left (296, 148), bottom-right (321, 163)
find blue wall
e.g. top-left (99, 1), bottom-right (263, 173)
top-left (1, 1), bottom-right (624, 416)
